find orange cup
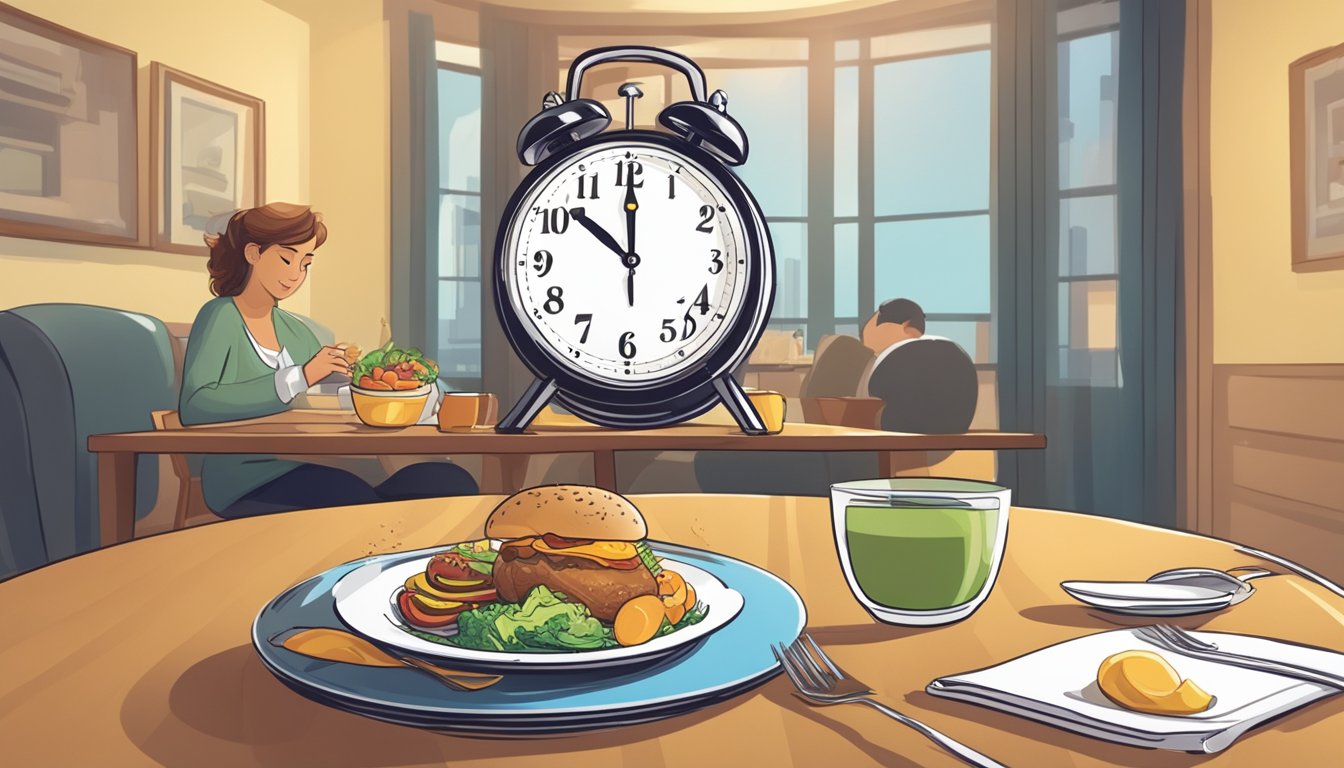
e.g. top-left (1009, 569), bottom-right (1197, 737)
top-left (437, 392), bottom-right (499, 432)
top-left (746, 390), bottom-right (787, 434)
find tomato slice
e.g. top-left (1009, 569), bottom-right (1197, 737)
top-left (540, 533), bottom-right (595, 549)
top-left (397, 591), bottom-right (463, 628)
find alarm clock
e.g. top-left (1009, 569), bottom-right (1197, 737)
top-left (493, 45), bottom-right (775, 434)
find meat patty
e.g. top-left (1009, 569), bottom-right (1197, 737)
top-left (493, 552), bottom-right (657, 622)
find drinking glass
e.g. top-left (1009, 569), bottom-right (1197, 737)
top-left (830, 478), bottom-right (1010, 626)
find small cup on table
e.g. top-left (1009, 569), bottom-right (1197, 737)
top-left (437, 392), bottom-right (498, 432)
top-left (745, 390), bottom-right (787, 434)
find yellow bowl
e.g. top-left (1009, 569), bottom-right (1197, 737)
top-left (351, 384), bottom-right (433, 427)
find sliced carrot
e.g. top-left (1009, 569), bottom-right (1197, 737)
top-left (614, 595), bottom-right (666, 647)
top-left (381, 370), bottom-right (399, 386)
top-left (372, 366), bottom-right (385, 380)
top-left (358, 375), bottom-right (376, 389)
top-left (365, 381), bottom-right (393, 390)
top-left (393, 379), bottom-right (420, 390)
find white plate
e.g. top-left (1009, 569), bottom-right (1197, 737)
top-left (332, 552), bottom-right (744, 671)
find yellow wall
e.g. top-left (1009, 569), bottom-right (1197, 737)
top-left (1211, 0), bottom-right (1344, 363)
top-left (0, 0), bottom-right (310, 323)
top-left (301, 2), bottom-right (391, 351)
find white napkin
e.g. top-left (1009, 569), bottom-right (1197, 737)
top-left (927, 628), bottom-right (1344, 754)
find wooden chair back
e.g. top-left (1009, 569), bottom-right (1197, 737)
top-left (150, 410), bottom-right (214, 529)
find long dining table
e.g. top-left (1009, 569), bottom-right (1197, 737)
top-left (1, 493), bottom-right (1340, 766)
top-left (86, 409), bottom-right (1045, 546)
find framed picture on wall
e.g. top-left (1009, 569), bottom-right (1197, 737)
top-left (1290, 41), bottom-right (1344, 272)
top-left (0, 3), bottom-right (140, 246)
top-left (150, 62), bottom-right (264, 256)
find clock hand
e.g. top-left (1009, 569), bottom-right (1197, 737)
top-left (624, 180), bottom-right (639, 307)
top-left (624, 177), bottom-right (638, 258)
top-left (569, 207), bottom-right (627, 263)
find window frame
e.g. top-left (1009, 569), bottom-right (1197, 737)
top-left (436, 58), bottom-right (484, 392)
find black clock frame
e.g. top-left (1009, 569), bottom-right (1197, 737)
top-left (493, 130), bottom-right (775, 433)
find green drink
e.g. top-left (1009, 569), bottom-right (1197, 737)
top-left (845, 505), bottom-right (999, 610)
top-left (831, 479), bottom-right (1010, 626)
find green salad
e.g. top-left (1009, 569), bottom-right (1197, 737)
top-left (351, 340), bottom-right (439, 388)
top-left (402, 585), bottom-right (709, 653)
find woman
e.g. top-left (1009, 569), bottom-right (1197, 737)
top-left (180, 202), bottom-right (477, 517)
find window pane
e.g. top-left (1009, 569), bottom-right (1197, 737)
top-left (438, 193), bottom-right (480, 278)
top-left (705, 67), bottom-right (807, 216)
top-left (834, 66), bottom-right (858, 217)
top-left (1055, 278), bottom-right (1119, 385)
top-left (924, 319), bottom-right (988, 364)
top-left (770, 222), bottom-right (807, 319)
top-left (437, 279), bottom-right (481, 378)
top-left (834, 222), bottom-right (858, 317)
top-left (874, 215), bottom-right (990, 314)
top-left (1058, 193), bottom-right (1116, 276)
top-left (1059, 32), bottom-right (1117, 190)
top-left (437, 68), bottom-right (480, 192)
top-left (874, 50), bottom-right (990, 215)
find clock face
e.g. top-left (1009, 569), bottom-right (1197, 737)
top-left (503, 140), bottom-right (750, 384)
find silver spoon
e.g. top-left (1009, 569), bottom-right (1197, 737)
top-left (1061, 566), bottom-right (1276, 614)
top-left (1146, 566), bottom-right (1274, 606)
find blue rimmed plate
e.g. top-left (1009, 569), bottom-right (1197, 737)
top-left (252, 542), bottom-right (805, 733)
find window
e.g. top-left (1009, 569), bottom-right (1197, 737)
top-left (436, 44), bottom-right (482, 389)
top-left (834, 28), bottom-right (994, 365)
top-left (1053, 5), bottom-right (1120, 385)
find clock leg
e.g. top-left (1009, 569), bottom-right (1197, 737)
top-left (495, 377), bottom-right (558, 434)
top-left (712, 374), bottom-right (768, 435)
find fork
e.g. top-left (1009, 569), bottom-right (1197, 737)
top-left (1135, 624), bottom-right (1344, 690)
top-left (773, 635), bottom-right (1006, 768)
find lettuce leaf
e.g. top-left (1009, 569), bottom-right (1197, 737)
top-left (446, 585), bottom-right (616, 652)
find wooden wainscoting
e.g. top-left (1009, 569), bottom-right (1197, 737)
top-left (1213, 365), bottom-right (1344, 582)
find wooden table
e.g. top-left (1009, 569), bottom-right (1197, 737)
top-left (86, 410), bottom-right (1044, 546)
top-left (1, 495), bottom-right (1339, 766)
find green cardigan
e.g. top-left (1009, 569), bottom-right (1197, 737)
top-left (179, 296), bottom-right (321, 512)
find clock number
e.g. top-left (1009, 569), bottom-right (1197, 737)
top-left (661, 315), bottom-right (698, 343)
top-left (619, 331), bottom-right (637, 360)
top-left (709, 249), bottom-right (724, 274)
top-left (543, 286), bottom-right (565, 315)
top-left (692, 284), bottom-right (711, 315)
top-left (538, 207), bottom-right (570, 235)
top-left (680, 311), bottom-right (698, 341)
top-left (667, 175), bottom-right (676, 199)
top-left (575, 173), bottom-right (599, 200)
top-left (696, 205), bottom-right (714, 233)
top-left (532, 249), bottom-right (553, 277)
top-left (574, 313), bottom-right (592, 343)
top-left (615, 160), bottom-right (643, 188)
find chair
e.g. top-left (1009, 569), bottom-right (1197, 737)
top-left (0, 304), bottom-right (176, 570)
top-left (151, 410), bottom-right (220, 530)
top-left (799, 335), bottom-right (873, 398)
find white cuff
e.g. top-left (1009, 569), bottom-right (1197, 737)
top-left (275, 364), bottom-right (309, 403)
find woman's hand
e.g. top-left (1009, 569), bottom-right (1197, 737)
top-left (304, 345), bottom-right (351, 386)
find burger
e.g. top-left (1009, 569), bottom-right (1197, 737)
top-left (486, 485), bottom-right (657, 622)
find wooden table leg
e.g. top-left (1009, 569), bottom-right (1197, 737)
top-left (98, 452), bottom-right (137, 547)
top-left (879, 451), bottom-right (933, 478)
top-left (480, 455), bottom-right (530, 494)
top-left (592, 450), bottom-right (617, 491)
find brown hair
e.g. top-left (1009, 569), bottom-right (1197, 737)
top-left (204, 202), bottom-right (328, 297)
